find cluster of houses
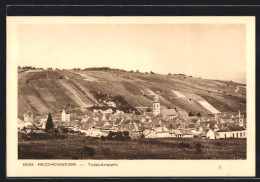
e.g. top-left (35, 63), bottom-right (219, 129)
top-left (18, 97), bottom-right (247, 140)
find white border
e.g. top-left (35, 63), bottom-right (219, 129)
top-left (6, 16), bottom-right (255, 177)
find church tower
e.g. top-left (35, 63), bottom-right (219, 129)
top-left (153, 96), bottom-right (160, 116)
top-left (238, 110), bottom-right (244, 127)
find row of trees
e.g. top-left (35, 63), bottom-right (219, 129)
top-left (18, 66), bottom-right (44, 70)
top-left (19, 65), bottom-right (192, 77)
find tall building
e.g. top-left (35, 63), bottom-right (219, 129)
top-left (61, 107), bottom-right (71, 123)
top-left (238, 110), bottom-right (244, 127)
top-left (153, 96), bottom-right (160, 116)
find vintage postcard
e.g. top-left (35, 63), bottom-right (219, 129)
top-left (6, 16), bottom-right (255, 177)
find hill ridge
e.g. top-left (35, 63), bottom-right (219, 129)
top-left (18, 68), bottom-right (246, 119)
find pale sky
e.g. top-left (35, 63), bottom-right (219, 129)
top-left (18, 23), bottom-right (246, 83)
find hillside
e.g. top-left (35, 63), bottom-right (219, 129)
top-left (18, 68), bottom-right (246, 119)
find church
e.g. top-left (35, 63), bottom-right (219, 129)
top-left (61, 107), bottom-right (71, 123)
top-left (152, 96), bottom-right (160, 116)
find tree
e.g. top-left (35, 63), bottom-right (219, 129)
top-left (146, 108), bottom-right (152, 112)
top-left (195, 143), bottom-right (202, 153)
top-left (45, 113), bottom-right (54, 132)
top-left (197, 112), bottom-right (202, 117)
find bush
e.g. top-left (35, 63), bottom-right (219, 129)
top-left (195, 143), bottom-right (202, 153)
top-left (82, 146), bottom-right (95, 157)
top-left (188, 112), bottom-right (194, 116)
top-left (122, 131), bottom-right (130, 138)
top-left (106, 131), bottom-right (131, 141)
top-left (45, 128), bottom-right (54, 134)
top-left (197, 112), bottom-right (202, 117)
top-left (178, 142), bottom-right (191, 149)
top-left (146, 108), bottom-right (152, 112)
top-left (18, 150), bottom-right (54, 159)
top-left (215, 142), bottom-right (222, 146)
top-left (62, 128), bottom-right (69, 133)
top-left (21, 133), bottom-right (67, 140)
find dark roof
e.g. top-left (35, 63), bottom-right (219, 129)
top-left (161, 109), bottom-right (177, 117)
top-left (63, 109), bottom-right (70, 114)
top-left (217, 127), bottom-right (231, 132)
top-left (95, 121), bottom-right (104, 127)
top-left (202, 128), bottom-right (211, 133)
top-left (113, 118), bottom-right (121, 125)
top-left (169, 129), bottom-right (182, 135)
top-left (144, 112), bottom-right (153, 116)
top-left (182, 130), bottom-right (193, 135)
top-left (120, 123), bottom-right (136, 132)
top-left (178, 124), bottom-right (186, 129)
top-left (227, 124), bottom-right (246, 131)
top-left (25, 125), bottom-right (36, 129)
top-left (102, 124), bottom-right (112, 130)
top-left (154, 127), bottom-right (169, 133)
top-left (168, 124), bottom-right (178, 129)
top-left (186, 123), bottom-right (195, 129)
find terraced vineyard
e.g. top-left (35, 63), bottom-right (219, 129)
top-left (18, 68), bottom-right (246, 118)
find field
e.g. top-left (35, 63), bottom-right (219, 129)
top-left (18, 133), bottom-right (246, 159)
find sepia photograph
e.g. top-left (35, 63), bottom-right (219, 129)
top-left (6, 16), bottom-right (255, 177)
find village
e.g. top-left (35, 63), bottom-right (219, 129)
top-left (18, 95), bottom-right (247, 140)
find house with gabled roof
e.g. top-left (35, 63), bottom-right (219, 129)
top-left (153, 126), bottom-right (171, 138)
top-left (185, 123), bottom-right (196, 134)
top-left (18, 118), bottom-right (34, 130)
top-left (161, 109), bottom-right (178, 119)
top-left (101, 122), bottom-right (113, 131)
top-left (24, 124), bottom-right (36, 134)
top-left (169, 129), bottom-right (183, 138)
top-left (201, 128), bottom-right (216, 139)
top-left (177, 123), bottom-right (186, 130)
top-left (182, 129), bottom-right (193, 138)
top-left (216, 124), bottom-right (246, 139)
top-left (206, 128), bottom-right (216, 139)
top-left (89, 129), bottom-right (103, 138)
top-left (120, 122), bottom-right (136, 132)
top-left (143, 128), bottom-right (157, 138)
